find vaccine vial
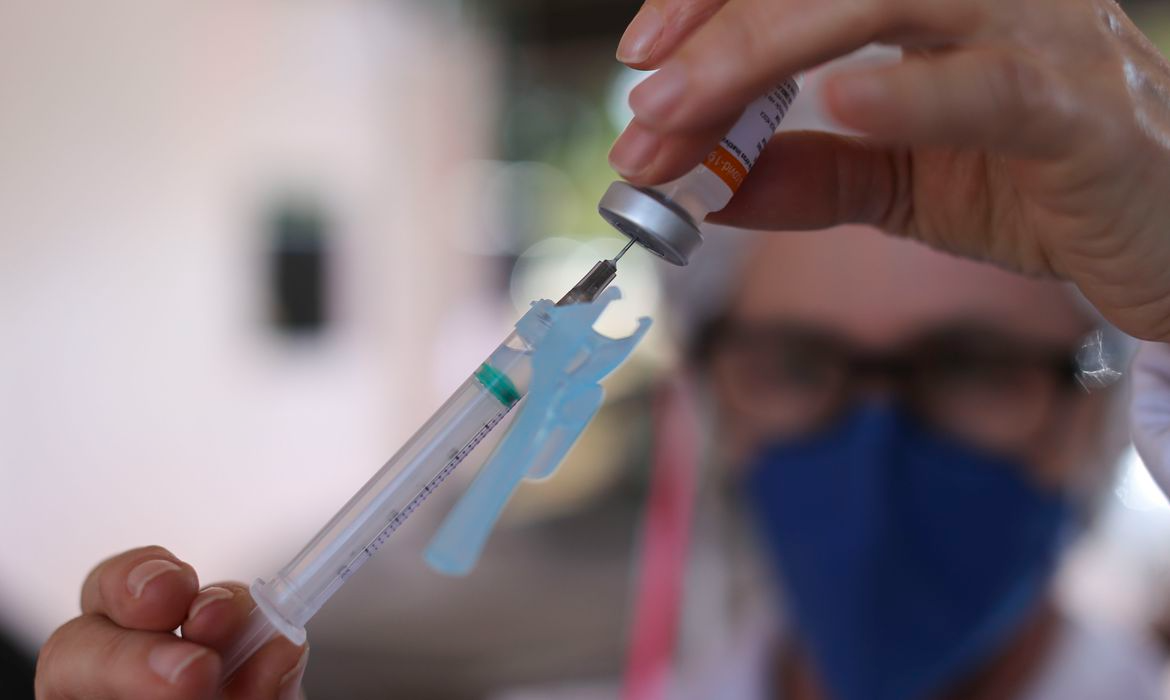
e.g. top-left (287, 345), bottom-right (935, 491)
top-left (599, 78), bottom-right (801, 265)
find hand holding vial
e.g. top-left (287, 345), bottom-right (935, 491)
top-left (611, 0), bottom-right (1170, 344)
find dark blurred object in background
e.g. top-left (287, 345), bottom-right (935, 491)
top-left (268, 199), bottom-right (332, 337)
top-left (475, 0), bottom-right (639, 44)
top-left (0, 629), bottom-right (34, 698)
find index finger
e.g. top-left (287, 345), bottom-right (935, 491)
top-left (617, 0), bottom-right (732, 68)
top-left (81, 545), bottom-right (200, 632)
top-left (627, 0), bottom-right (988, 133)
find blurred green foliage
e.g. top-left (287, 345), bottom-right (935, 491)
top-left (494, 49), bottom-right (629, 248)
top-left (1136, 5), bottom-right (1170, 52)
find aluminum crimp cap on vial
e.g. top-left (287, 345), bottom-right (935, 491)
top-left (597, 181), bottom-right (702, 266)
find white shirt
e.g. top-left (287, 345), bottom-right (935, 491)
top-left (1131, 342), bottom-right (1170, 497)
top-left (493, 615), bottom-right (1165, 700)
top-left (1020, 617), bottom-right (1165, 700)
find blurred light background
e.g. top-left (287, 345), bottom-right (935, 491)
top-left (3, 0), bottom-right (1170, 698)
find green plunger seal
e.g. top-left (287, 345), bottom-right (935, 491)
top-left (474, 363), bottom-right (521, 408)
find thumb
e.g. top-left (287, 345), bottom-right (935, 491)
top-left (710, 130), bottom-right (906, 232)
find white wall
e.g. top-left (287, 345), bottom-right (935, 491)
top-left (0, 0), bottom-right (500, 646)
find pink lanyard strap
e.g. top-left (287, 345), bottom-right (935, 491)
top-left (621, 378), bottom-right (701, 700)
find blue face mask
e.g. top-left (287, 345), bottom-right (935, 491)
top-left (744, 403), bottom-right (1071, 700)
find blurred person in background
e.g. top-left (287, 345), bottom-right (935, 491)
top-left (655, 224), bottom-right (1166, 699)
top-left (29, 0), bottom-right (1170, 699)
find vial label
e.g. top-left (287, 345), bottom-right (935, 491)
top-left (703, 78), bottom-right (800, 193)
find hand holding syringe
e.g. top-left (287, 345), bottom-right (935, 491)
top-left (221, 78), bottom-right (800, 681)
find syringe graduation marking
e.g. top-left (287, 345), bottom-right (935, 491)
top-left (336, 404), bottom-right (515, 582)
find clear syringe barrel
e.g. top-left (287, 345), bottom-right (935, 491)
top-left (222, 318), bottom-right (549, 679)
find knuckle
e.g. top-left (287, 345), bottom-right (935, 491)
top-left (97, 623), bottom-right (132, 667)
top-left (726, 0), bottom-right (777, 63)
top-left (132, 545), bottom-right (178, 562)
top-left (34, 618), bottom-right (89, 699)
top-left (983, 51), bottom-right (1058, 123)
top-left (35, 625), bottom-right (65, 680)
top-left (670, 0), bottom-right (726, 30)
top-left (986, 52), bottom-right (1043, 104)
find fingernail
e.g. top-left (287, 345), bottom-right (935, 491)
top-left (148, 644), bottom-right (208, 684)
top-left (608, 125), bottom-right (660, 178)
top-left (126, 559), bottom-right (182, 599)
top-left (186, 586), bottom-right (234, 623)
top-left (279, 646), bottom-right (310, 700)
top-left (630, 62), bottom-right (687, 124)
top-left (617, 5), bottom-right (663, 64)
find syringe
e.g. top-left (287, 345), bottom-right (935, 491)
top-left (221, 72), bottom-right (803, 677)
top-left (221, 242), bottom-right (638, 680)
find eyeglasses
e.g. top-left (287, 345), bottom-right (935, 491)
top-left (696, 320), bottom-right (1086, 450)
